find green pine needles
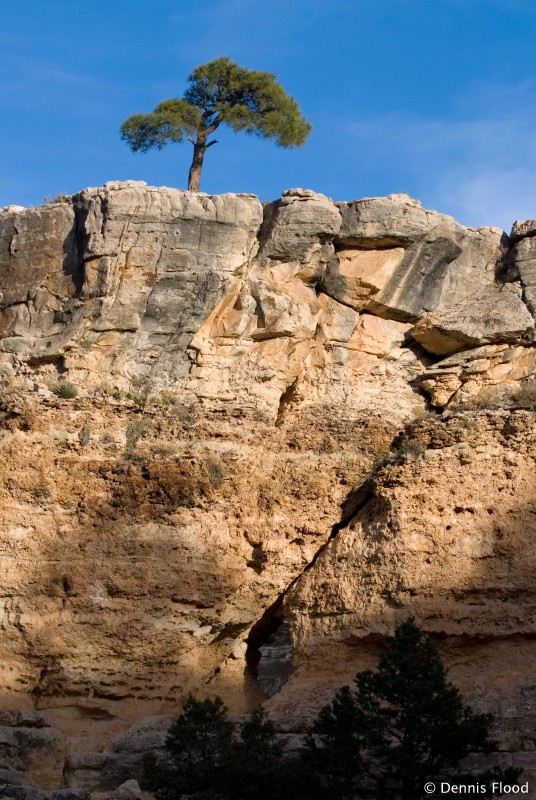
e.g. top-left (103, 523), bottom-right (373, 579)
top-left (120, 57), bottom-right (311, 192)
top-left (305, 618), bottom-right (521, 799)
top-left (141, 620), bottom-right (522, 800)
top-left (141, 697), bottom-right (284, 800)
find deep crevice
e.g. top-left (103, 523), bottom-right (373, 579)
top-left (245, 476), bottom-right (375, 686)
top-left (274, 377), bottom-right (299, 427)
top-left (245, 405), bottom-right (453, 692)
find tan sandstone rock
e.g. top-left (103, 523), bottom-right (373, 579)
top-left (331, 193), bottom-right (506, 320)
top-left (0, 185), bottom-right (535, 789)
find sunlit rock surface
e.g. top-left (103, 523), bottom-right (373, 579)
top-left (0, 183), bottom-right (536, 791)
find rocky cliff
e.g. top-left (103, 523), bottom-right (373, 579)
top-left (1, 182), bottom-right (536, 793)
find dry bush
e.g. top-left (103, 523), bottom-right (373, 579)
top-left (511, 381), bottom-right (536, 410)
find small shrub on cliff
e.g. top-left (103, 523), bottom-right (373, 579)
top-left (154, 391), bottom-right (196, 423)
top-left (51, 381), bottom-right (78, 399)
top-left (124, 415), bottom-right (152, 457)
top-left (43, 192), bottom-right (69, 204)
top-left (207, 457), bottom-right (224, 488)
top-left (396, 436), bottom-right (427, 460)
top-left (511, 381), bottom-right (536, 410)
top-left (460, 385), bottom-right (506, 411)
top-left (77, 425), bottom-right (91, 446)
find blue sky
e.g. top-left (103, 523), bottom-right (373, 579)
top-left (1, 0), bottom-right (535, 230)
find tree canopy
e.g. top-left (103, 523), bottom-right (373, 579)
top-left (141, 697), bottom-right (285, 800)
top-left (306, 618), bottom-right (521, 799)
top-left (120, 57), bottom-right (312, 191)
top-left (140, 620), bottom-right (521, 800)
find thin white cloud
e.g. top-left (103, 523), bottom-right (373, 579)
top-left (437, 168), bottom-right (536, 232)
top-left (343, 85), bottom-right (536, 230)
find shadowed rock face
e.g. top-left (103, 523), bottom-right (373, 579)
top-left (1, 183), bottom-right (536, 790)
top-left (0, 710), bottom-right (65, 789)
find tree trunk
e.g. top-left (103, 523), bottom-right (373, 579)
top-left (187, 138), bottom-right (206, 192)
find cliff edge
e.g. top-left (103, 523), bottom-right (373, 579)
top-left (1, 183), bottom-right (536, 792)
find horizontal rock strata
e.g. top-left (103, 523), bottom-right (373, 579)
top-left (1, 184), bottom-right (536, 791)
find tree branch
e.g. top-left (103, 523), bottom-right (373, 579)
top-left (205, 117), bottom-right (221, 136)
top-left (206, 139), bottom-right (218, 148)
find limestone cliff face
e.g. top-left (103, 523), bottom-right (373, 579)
top-left (1, 183), bottom-right (536, 792)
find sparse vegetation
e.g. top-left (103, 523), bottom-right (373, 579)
top-left (372, 436), bottom-right (427, 472)
top-left (511, 380), bottom-right (536, 410)
top-left (51, 381), bottom-right (78, 399)
top-left (0, 381), bottom-right (26, 396)
top-left (411, 406), bottom-right (436, 420)
top-left (454, 381), bottom-right (536, 413)
top-left (396, 436), bottom-right (427, 460)
top-left (141, 621), bottom-right (520, 800)
top-left (42, 192), bottom-right (69, 204)
top-left (124, 416), bottom-right (153, 457)
top-left (77, 426), bottom-right (91, 446)
top-left (151, 443), bottom-right (175, 458)
top-left (207, 457), bottom-right (224, 488)
top-left (154, 390), bottom-right (196, 423)
top-left (109, 389), bottom-right (147, 407)
top-left (460, 385), bottom-right (506, 411)
top-left (129, 375), bottom-right (151, 407)
top-left (173, 403), bottom-right (195, 423)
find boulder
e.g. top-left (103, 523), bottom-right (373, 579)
top-left (508, 236), bottom-right (536, 317)
top-left (318, 247), bottom-right (406, 312)
top-left (0, 713), bottom-right (47, 730)
top-left (257, 188), bottom-right (341, 266)
top-left (411, 283), bottom-right (534, 355)
top-left (91, 717), bottom-right (173, 790)
top-left (113, 779), bottom-right (143, 799)
top-left (510, 219), bottom-right (536, 241)
top-left (331, 194), bottom-right (506, 320)
top-left (419, 343), bottom-right (536, 407)
top-left (0, 725), bottom-right (66, 789)
top-left (336, 192), bottom-right (441, 245)
top-left (0, 788), bottom-right (89, 800)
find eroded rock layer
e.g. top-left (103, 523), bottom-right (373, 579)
top-left (1, 183), bottom-right (536, 791)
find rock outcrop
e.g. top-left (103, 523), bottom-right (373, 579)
top-left (0, 711), bottom-right (65, 789)
top-left (332, 193), bottom-right (506, 319)
top-left (412, 283), bottom-right (534, 355)
top-left (0, 182), bottom-right (262, 390)
top-left (1, 183), bottom-right (536, 792)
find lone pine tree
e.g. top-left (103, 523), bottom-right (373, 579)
top-left (306, 618), bottom-right (521, 800)
top-left (120, 57), bottom-right (311, 191)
